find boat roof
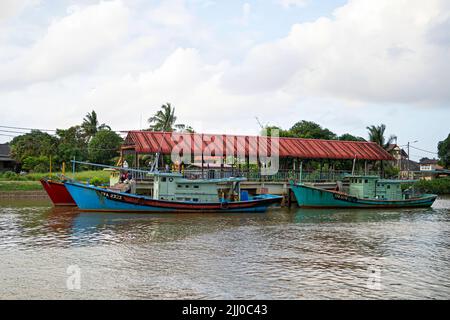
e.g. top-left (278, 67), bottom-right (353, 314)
top-left (149, 171), bottom-right (246, 183)
top-left (377, 179), bottom-right (418, 184)
top-left (345, 175), bottom-right (379, 179)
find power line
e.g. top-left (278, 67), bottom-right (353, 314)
top-left (0, 125), bottom-right (56, 132)
top-left (0, 129), bottom-right (34, 134)
top-left (409, 145), bottom-right (438, 155)
top-left (0, 125), bottom-right (129, 135)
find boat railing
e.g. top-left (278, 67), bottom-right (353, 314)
top-left (71, 160), bottom-right (381, 183)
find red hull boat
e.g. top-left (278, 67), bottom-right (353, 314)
top-left (40, 179), bottom-right (77, 206)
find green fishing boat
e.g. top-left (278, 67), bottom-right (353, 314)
top-left (290, 175), bottom-right (437, 208)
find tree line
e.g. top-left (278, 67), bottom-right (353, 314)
top-left (6, 102), bottom-right (450, 173)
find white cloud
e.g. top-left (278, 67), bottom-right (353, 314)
top-left (148, 0), bottom-right (193, 27)
top-left (222, 0), bottom-right (450, 104)
top-left (278, 0), bottom-right (308, 9)
top-left (0, 0), bottom-right (35, 21)
top-left (1, 0), bottom-right (449, 151)
top-left (0, 0), bottom-right (129, 87)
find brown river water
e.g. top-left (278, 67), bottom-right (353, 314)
top-left (0, 197), bottom-right (449, 299)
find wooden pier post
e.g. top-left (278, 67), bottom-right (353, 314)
top-left (287, 187), bottom-right (292, 208)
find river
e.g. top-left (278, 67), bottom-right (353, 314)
top-left (0, 197), bottom-right (449, 299)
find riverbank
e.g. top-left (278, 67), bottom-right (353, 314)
top-left (415, 178), bottom-right (450, 195)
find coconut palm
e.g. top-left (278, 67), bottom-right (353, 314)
top-left (148, 103), bottom-right (186, 132)
top-left (367, 124), bottom-right (397, 177)
top-left (366, 124), bottom-right (397, 150)
top-left (82, 110), bottom-right (111, 141)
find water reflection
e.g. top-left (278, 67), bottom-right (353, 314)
top-left (0, 197), bottom-right (449, 299)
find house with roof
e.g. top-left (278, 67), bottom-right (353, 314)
top-left (386, 143), bottom-right (419, 178)
top-left (0, 144), bottom-right (16, 172)
top-left (418, 158), bottom-right (449, 180)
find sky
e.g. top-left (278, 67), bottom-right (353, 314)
top-left (0, 0), bottom-right (449, 161)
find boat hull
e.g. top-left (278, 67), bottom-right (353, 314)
top-left (290, 182), bottom-right (437, 208)
top-left (40, 179), bottom-right (77, 206)
top-left (65, 182), bottom-right (282, 213)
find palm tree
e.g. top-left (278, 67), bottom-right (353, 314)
top-left (82, 110), bottom-right (111, 141)
top-left (148, 103), bottom-right (185, 132)
top-left (366, 124), bottom-right (397, 150)
top-left (366, 124), bottom-right (397, 177)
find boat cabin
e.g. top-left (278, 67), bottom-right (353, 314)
top-left (152, 172), bottom-right (245, 203)
top-left (347, 175), bottom-right (403, 200)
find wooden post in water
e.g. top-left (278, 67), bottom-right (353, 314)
top-left (287, 187), bottom-right (292, 208)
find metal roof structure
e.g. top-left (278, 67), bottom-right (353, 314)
top-left (0, 144), bottom-right (13, 162)
top-left (122, 131), bottom-right (394, 161)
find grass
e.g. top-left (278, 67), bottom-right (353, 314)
top-left (0, 170), bottom-right (110, 182)
top-left (0, 181), bottom-right (42, 191)
top-left (0, 170), bottom-right (111, 191)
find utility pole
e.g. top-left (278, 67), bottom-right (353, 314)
top-left (407, 141), bottom-right (410, 177)
top-left (406, 140), bottom-right (418, 179)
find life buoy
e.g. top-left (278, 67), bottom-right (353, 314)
top-left (221, 201), bottom-right (229, 209)
top-left (169, 177), bottom-right (174, 182)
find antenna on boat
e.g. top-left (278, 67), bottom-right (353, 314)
top-left (352, 154), bottom-right (357, 175)
top-left (150, 131), bottom-right (167, 173)
top-left (255, 116), bottom-right (264, 130)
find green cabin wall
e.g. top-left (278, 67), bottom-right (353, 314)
top-left (348, 176), bottom-right (403, 200)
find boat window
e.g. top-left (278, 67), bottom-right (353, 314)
top-left (365, 179), bottom-right (368, 183)
top-left (358, 179), bottom-right (362, 183)
top-left (161, 177), bottom-right (166, 182)
top-left (194, 185), bottom-right (199, 189)
top-left (193, 198), bottom-right (199, 202)
top-left (185, 198), bottom-right (191, 201)
top-left (185, 185), bottom-right (189, 188)
top-left (387, 185), bottom-right (390, 189)
top-left (177, 185), bottom-right (182, 188)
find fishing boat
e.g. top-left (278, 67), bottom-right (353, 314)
top-left (64, 172), bottom-right (282, 213)
top-left (290, 175), bottom-right (437, 208)
top-left (40, 178), bottom-right (77, 206)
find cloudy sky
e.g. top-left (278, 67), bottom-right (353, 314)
top-left (0, 0), bottom-right (449, 160)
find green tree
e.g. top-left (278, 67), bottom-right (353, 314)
top-left (10, 130), bottom-right (58, 163)
top-left (22, 155), bottom-right (50, 172)
top-left (148, 103), bottom-right (185, 132)
top-left (366, 124), bottom-right (396, 150)
top-left (338, 133), bottom-right (366, 141)
top-left (88, 130), bottom-right (123, 165)
top-left (366, 124), bottom-right (396, 177)
top-left (56, 125), bottom-right (88, 162)
top-left (438, 133), bottom-right (450, 168)
top-left (261, 125), bottom-right (291, 137)
top-left (82, 110), bottom-right (111, 141)
top-left (288, 121), bottom-right (337, 140)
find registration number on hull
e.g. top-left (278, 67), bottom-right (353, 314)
top-left (333, 193), bottom-right (358, 203)
top-left (101, 191), bottom-right (123, 201)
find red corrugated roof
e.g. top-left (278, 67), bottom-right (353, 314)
top-left (122, 131), bottom-right (394, 161)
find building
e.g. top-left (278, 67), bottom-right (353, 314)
top-left (418, 158), bottom-right (449, 180)
top-left (419, 158), bottom-right (442, 171)
top-left (0, 144), bottom-right (15, 172)
top-left (387, 143), bottom-right (419, 179)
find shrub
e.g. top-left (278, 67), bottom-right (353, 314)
top-left (89, 177), bottom-right (103, 186)
top-left (414, 178), bottom-right (450, 194)
top-left (3, 171), bottom-right (18, 180)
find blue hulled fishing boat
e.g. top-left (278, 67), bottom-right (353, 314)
top-left (65, 172), bottom-right (282, 213)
